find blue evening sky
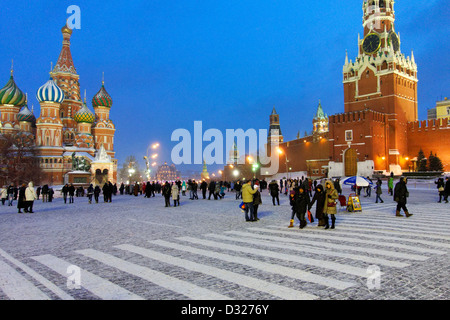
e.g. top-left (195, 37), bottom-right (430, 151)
top-left (0, 0), bottom-right (448, 175)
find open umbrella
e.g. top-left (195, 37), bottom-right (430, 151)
top-left (341, 176), bottom-right (373, 187)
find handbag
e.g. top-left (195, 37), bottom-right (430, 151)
top-left (438, 187), bottom-right (444, 192)
top-left (327, 200), bottom-right (337, 207)
top-left (307, 210), bottom-right (313, 223)
top-left (239, 202), bottom-right (245, 210)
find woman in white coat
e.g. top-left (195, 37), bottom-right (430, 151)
top-left (171, 183), bottom-right (180, 207)
top-left (25, 182), bottom-right (38, 213)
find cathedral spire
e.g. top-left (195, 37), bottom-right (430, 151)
top-left (53, 24), bottom-right (77, 74)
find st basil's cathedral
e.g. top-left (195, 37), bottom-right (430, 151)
top-left (0, 24), bottom-right (117, 186)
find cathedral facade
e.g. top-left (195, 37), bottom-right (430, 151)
top-left (0, 25), bottom-right (117, 186)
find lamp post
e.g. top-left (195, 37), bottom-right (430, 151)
top-left (277, 147), bottom-right (289, 180)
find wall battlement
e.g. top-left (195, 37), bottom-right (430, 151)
top-left (407, 118), bottom-right (449, 132)
top-left (329, 109), bottom-right (388, 125)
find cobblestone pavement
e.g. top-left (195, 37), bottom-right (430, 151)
top-left (0, 185), bottom-right (448, 300)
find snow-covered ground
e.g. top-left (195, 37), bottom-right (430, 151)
top-left (0, 180), bottom-right (448, 301)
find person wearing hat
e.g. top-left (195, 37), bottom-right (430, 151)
top-left (241, 180), bottom-right (258, 221)
top-left (394, 177), bottom-right (412, 217)
top-left (269, 180), bottom-right (280, 206)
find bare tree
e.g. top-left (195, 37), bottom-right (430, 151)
top-left (0, 133), bottom-right (43, 186)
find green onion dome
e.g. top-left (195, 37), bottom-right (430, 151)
top-left (92, 83), bottom-right (113, 108)
top-left (74, 101), bottom-right (95, 124)
top-left (0, 74), bottom-right (26, 106)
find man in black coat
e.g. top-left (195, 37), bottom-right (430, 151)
top-left (162, 182), bottom-right (171, 207)
top-left (208, 181), bottom-right (216, 200)
top-left (269, 180), bottom-right (280, 206)
top-left (394, 177), bottom-right (412, 217)
top-left (200, 180), bottom-right (208, 199)
top-left (293, 186), bottom-right (310, 229)
top-left (444, 177), bottom-right (450, 203)
top-left (68, 184), bottom-right (75, 203)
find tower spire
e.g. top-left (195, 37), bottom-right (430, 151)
top-left (10, 59), bottom-right (13, 76)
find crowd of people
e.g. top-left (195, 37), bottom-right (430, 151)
top-left (1, 175), bottom-right (449, 224)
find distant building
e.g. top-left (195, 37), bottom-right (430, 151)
top-left (156, 162), bottom-right (180, 181)
top-left (428, 98), bottom-right (450, 120)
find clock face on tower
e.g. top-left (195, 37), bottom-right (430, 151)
top-left (362, 33), bottom-right (381, 55)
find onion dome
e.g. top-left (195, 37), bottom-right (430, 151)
top-left (74, 101), bottom-right (95, 124)
top-left (92, 81), bottom-right (113, 108)
top-left (36, 77), bottom-right (65, 103)
top-left (17, 104), bottom-right (36, 122)
top-left (0, 72), bottom-right (26, 106)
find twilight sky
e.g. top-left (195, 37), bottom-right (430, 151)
top-left (0, 0), bottom-right (449, 175)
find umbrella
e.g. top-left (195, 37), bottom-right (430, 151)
top-left (341, 176), bottom-right (373, 187)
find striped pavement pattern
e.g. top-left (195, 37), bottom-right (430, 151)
top-left (0, 212), bottom-right (448, 300)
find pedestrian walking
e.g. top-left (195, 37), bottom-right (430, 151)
top-left (388, 172), bottom-right (394, 196)
top-left (162, 181), bottom-right (171, 207)
top-left (7, 183), bottom-right (14, 206)
top-left (234, 181), bottom-right (242, 200)
top-left (1, 185), bottom-right (7, 205)
top-left (48, 187), bottom-right (54, 202)
top-left (94, 185), bottom-right (101, 203)
top-left (41, 184), bottom-right (49, 202)
top-left (17, 183), bottom-right (27, 213)
top-left (25, 182), bottom-right (37, 213)
top-left (87, 184), bottom-right (94, 204)
top-left (208, 181), bottom-right (216, 200)
top-left (68, 184), bottom-right (75, 204)
top-left (289, 185), bottom-right (311, 229)
top-left (36, 186), bottom-right (41, 200)
top-left (435, 178), bottom-right (445, 203)
top-left (171, 183), bottom-right (180, 207)
top-left (200, 180), bottom-right (208, 199)
top-left (309, 184), bottom-right (326, 226)
top-left (253, 181), bottom-right (262, 221)
top-left (62, 184), bottom-right (69, 204)
top-left (375, 178), bottom-right (384, 203)
top-left (241, 180), bottom-right (258, 221)
top-left (269, 180), bottom-right (280, 206)
top-left (323, 180), bottom-right (339, 229)
top-left (394, 177), bottom-right (412, 217)
top-left (444, 177), bottom-right (450, 203)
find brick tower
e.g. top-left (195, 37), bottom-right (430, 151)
top-left (337, 0), bottom-right (418, 173)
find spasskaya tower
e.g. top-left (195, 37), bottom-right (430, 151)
top-left (339, 0), bottom-right (418, 173)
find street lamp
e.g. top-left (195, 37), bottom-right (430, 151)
top-left (277, 147), bottom-right (290, 180)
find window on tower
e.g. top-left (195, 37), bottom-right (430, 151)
top-left (379, 0), bottom-right (386, 8)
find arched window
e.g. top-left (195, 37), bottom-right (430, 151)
top-left (379, 0), bottom-right (386, 8)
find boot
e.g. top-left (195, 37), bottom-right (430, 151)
top-left (299, 220), bottom-right (306, 229)
top-left (330, 215), bottom-right (336, 229)
top-left (396, 210), bottom-right (403, 217)
top-left (324, 216), bottom-right (329, 229)
top-left (288, 219), bottom-right (294, 228)
top-left (405, 211), bottom-right (413, 218)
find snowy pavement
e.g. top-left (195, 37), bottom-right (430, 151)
top-left (0, 183), bottom-right (448, 300)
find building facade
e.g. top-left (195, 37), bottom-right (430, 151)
top-left (266, 0), bottom-right (450, 178)
top-left (0, 25), bottom-right (117, 186)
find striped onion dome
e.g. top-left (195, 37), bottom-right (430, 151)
top-left (0, 74), bottom-right (26, 106)
top-left (74, 101), bottom-right (95, 124)
top-left (17, 104), bottom-right (36, 122)
top-left (92, 83), bottom-right (113, 108)
top-left (36, 77), bottom-right (65, 103)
